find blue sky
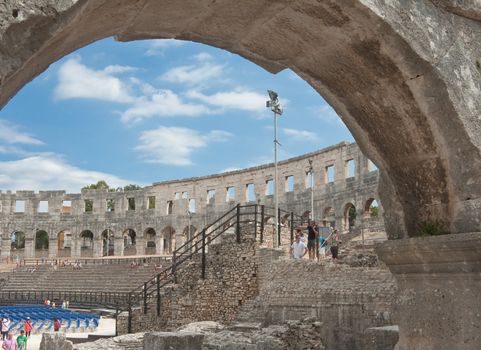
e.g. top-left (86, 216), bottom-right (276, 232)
top-left (0, 38), bottom-right (353, 192)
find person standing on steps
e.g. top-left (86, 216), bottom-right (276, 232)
top-left (1, 333), bottom-right (17, 350)
top-left (290, 231), bottom-right (307, 260)
top-left (307, 221), bottom-right (319, 260)
top-left (329, 229), bottom-right (340, 264)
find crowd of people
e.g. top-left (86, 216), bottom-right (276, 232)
top-left (290, 221), bottom-right (340, 263)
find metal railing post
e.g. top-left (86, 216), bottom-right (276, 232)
top-left (156, 275), bottom-right (161, 316)
top-left (143, 282), bottom-right (147, 314)
top-left (290, 212), bottom-right (294, 245)
top-left (201, 229), bottom-right (206, 279)
top-left (260, 205), bottom-right (264, 243)
top-left (127, 294), bottom-right (132, 334)
top-left (171, 251), bottom-right (177, 284)
top-left (254, 204), bottom-right (258, 239)
top-left (278, 208), bottom-right (281, 246)
top-left (236, 204), bottom-right (241, 243)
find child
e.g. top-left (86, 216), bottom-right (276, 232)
top-left (16, 331), bottom-right (27, 350)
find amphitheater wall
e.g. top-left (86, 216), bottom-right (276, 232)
top-left (0, 142), bottom-right (383, 260)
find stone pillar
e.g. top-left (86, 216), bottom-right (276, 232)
top-left (376, 233), bottom-right (481, 350)
top-left (93, 239), bottom-right (103, 257)
top-left (0, 237), bottom-right (11, 261)
top-left (24, 238), bottom-right (34, 258)
top-left (48, 238), bottom-right (58, 258)
top-left (136, 237), bottom-right (145, 255)
top-left (114, 237), bottom-right (123, 256)
top-left (158, 235), bottom-right (164, 255)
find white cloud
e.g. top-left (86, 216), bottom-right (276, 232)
top-left (161, 63), bottom-right (225, 85)
top-left (220, 167), bottom-right (241, 173)
top-left (186, 89), bottom-right (266, 112)
top-left (194, 52), bottom-right (213, 62)
top-left (121, 90), bottom-right (211, 123)
top-left (0, 154), bottom-right (137, 192)
top-left (0, 119), bottom-right (43, 145)
top-left (103, 65), bottom-right (137, 75)
top-left (283, 128), bottom-right (318, 141)
top-left (146, 39), bottom-right (185, 56)
top-left (135, 127), bottom-right (233, 166)
top-left (54, 58), bottom-right (134, 103)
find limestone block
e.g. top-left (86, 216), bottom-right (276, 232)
top-left (40, 333), bottom-right (73, 350)
top-left (143, 332), bottom-right (204, 350)
top-left (362, 326), bottom-right (399, 350)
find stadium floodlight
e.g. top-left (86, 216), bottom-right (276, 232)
top-left (266, 90), bottom-right (283, 247)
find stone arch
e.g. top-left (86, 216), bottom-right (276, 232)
top-left (322, 207), bottom-right (335, 228)
top-left (101, 229), bottom-right (115, 257)
top-left (2, 1), bottom-right (480, 240)
top-left (364, 198), bottom-right (380, 218)
top-left (144, 227), bottom-right (156, 255)
top-left (123, 229), bottom-right (137, 256)
top-left (343, 203), bottom-right (357, 233)
top-left (57, 229), bottom-right (71, 257)
top-left (80, 230), bottom-right (94, 257)
top-left (34, 230), bottom-right (49, 258)
top-left (161, 226), bottom-right (175, 254)
top-left (10, 230), bottom-right (25, 261)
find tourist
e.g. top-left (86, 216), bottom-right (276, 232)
top-left (329, 229), bottom-right (340, 264)
top-left (307, 221), bottom-right (319, 260)
top-left (16, 331), bottom-right (27, 350)
top-left (53, 318), bottom-right (61, 332)
top-left (319, 233), bottom-right (327, 259)
top-left (1, 318), bottom-right (10, 340)
top-left (1, 333), bottom-right (16, 350)
top-left (290, 232), bottom-right (307, 260)
top-left (23, 318), bottom-right (32, 338)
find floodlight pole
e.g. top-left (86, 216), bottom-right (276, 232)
top-left (266, 90), bottom-right (283, 247)
top-left (274, 108), bottom-right (279, 247)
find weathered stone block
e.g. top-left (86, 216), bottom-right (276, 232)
top-left (143, 332), bottom-right (203, 350)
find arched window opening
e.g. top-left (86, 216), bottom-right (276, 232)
top-left (102, 229), bottom-right (115, 257)
top-left (144, 228), bottom-right (156, 255)
top-left (343, 203), bottom-right (356, 233)
top-left (35, 230), bottom-right (49, 258)
top-left (80, 230), bottom-right (94, 258)
top-left (161, 226), bottom-right (175, 254)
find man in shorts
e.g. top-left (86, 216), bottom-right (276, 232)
top-left (306, 221), bottom-right (319, 260)
top-left (290, 231), bottom-right (307, 260)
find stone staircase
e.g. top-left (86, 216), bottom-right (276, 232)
top-left (2, 264), bottom-right (160, 293)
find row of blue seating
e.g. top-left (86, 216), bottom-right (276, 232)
top-left (0, 305), bottom-right (99, 333)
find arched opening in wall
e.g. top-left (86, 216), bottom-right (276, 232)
top-left (57, 230), bottom-right (71, 258)
top-left (10, 231), bottom-right (25, 261)
top-left (322, 207), bottom-right (335, 228)
top-left (364, 198), bottom-right (380, 218)
top-left (80, 230), bottom-right (94, 258)
top-left (182, 225), bottom-right (197, 252)
top-left (123, 229), bottom-right (137, 256)
top-left (144, 228), bottom-right (156, 255)
top-left (161, 226), bottom-right (175, 255)
top-left (302, 211), bottom-right (311, 222)
top-left (34, 230), bottom-right (49, 258)
top-left (101, 229), bottom-right (115, 257)
top-left (343, 203), bottom-right (357, 233)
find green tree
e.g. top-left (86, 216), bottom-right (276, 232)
top-left (370, 206), bottom-right (379, 217)
top-left (82, 180), bottom-right (111, 191)
top-left (124, 184), bottom-right (141, 191)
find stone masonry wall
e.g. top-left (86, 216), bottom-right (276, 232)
top-left (236, 248), bottom-right (396, 350)
top-left (117, 230), bottom-right (258, 334)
